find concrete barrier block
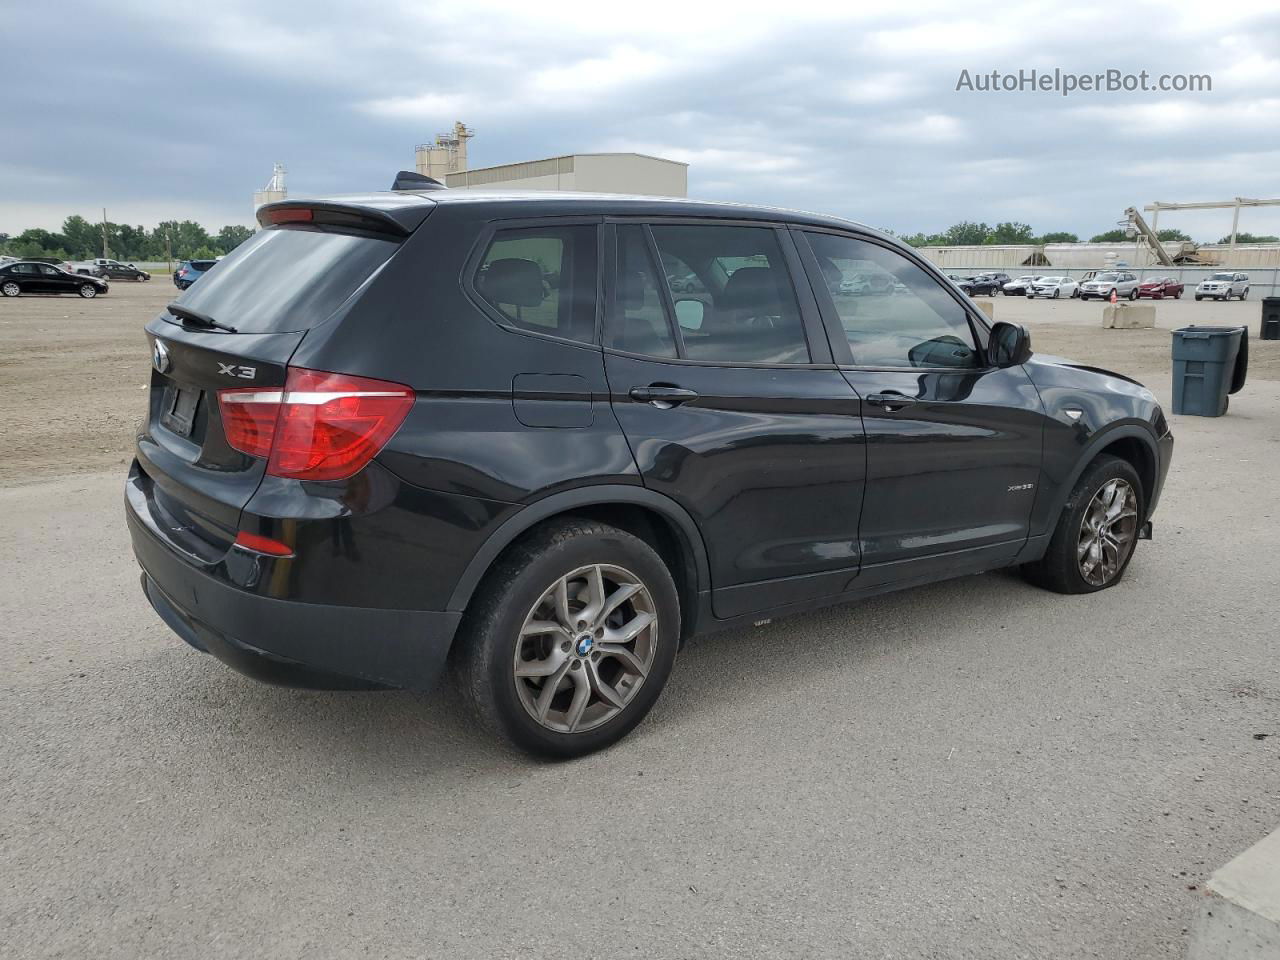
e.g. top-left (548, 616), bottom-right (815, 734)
top-left (974, 300), bottom-right (994, 320)
top-left (1102, 304), bottom-right (1156, 329)
top-left (1188, 827), bottom-right (1280, 959)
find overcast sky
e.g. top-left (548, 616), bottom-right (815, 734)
top-left (4, 0), bottom-right (1279, 241)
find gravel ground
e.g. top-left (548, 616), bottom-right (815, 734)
top-left (2, 282), bottom-right (1278, 959)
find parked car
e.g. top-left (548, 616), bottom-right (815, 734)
top-left (1079, 271), bottom-right (1140, 301)
top-left (73, 257), bottom-right (128, 277)
top-left (0, 261), bottom-right (109, 298)
top-left (127, 190), bottom-right (1173, 757)
top-left (1137, 277), bottom-right (1183, 300)
top-left (666, 272), bottom-right (699, 293)
top-left (839, 272), bottom-right (895, 296)
top-left (1003, 275), bottom-right (1040, 296)
top-left (983, 272), bottom-right (1012, 292)
top-left (97, 262), bottom-right (151, 282)
top-left (173, 259), bottom-right (218, 290)
top-left (1194, 272), bottom-right (1249, 301)
top-left (956, 275), bottom-right (1001, 296)
top-left (1028, 277), bottom-right (1079, 299)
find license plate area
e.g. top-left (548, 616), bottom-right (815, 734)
top-left (160, 384), bottom-right (200, 438)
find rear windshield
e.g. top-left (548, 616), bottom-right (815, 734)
top-left (190, 260), bottom-right (218, 271)
top-left (171, 226), bottom-right (399, 334)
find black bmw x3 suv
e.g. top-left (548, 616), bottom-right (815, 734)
top-left (126, 189), bottom-right (1173, 757)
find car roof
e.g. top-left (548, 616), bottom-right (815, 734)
top-left (261, 189), bottom-right (888, 239)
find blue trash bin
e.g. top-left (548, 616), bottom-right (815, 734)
top-left (1171, 325), bottom-right (1248, 417)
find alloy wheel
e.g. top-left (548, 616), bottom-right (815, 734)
top-left (1077, 479), bottom-right (1138, 587)
top-left (1, 282), bottom-right (19, 297)
top-left (513, 563), bottom-right (658, 734)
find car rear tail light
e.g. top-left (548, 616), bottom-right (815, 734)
top-left (218, 368), bottom-right (414, 481)
top-left (234, 531), bottom-right (295, 557)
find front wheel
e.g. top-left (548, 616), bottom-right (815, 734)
top-left (1023, 455), bottom-right (1143, 595)
top-left (1052, 289), bottom-right (1060, 299)
top-left (455, 519), bottom-right (680, 758)
top-left (78, 284), bottom-right (98, 298)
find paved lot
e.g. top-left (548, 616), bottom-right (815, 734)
top-left (2, 283), bottom-right (1279, 958)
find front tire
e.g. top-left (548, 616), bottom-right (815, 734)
top-left (78, 284), bottom-right (98, 298)
top-left (455, 518), bottom-right (680, 758)
top-left (1023, 455), bottom-right (1143, 595)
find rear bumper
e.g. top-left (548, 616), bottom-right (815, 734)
top-left (127, 486), bottom-right (461, 692)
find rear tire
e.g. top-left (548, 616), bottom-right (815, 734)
top-left (1023, 455), bottom-right (1144, 595)
top-left (1128, 288), bottom-right (1139, 301)
top-left (1, 281), bottom-right (20, 297)
top-left (454, 518), bottom-right (680, 758)
top-left (1241, 288), bottom-right (1248, 301)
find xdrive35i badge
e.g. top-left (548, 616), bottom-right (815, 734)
top-left (151, 339), bottom-right (171, 373)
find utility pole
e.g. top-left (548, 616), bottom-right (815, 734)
top-left (165, 231), bottom-right (172, 274)
top-left (101, 208), bottom-right (109, 260)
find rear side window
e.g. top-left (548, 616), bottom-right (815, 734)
top-left (648, 224), bottom-right (809, 364)
top-left (611, 225), bottom-right (677, 358)
top-left (475, 225), bottom-right (597, 343)
top-left (174, 227), bottom-right (399, 334)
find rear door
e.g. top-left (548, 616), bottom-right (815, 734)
top-left (796, 229), bottom-right (1046, 587)
top-left (603, 219), bottom-right (866, 619)
top-left (134, 221), bottom-right (406, 558)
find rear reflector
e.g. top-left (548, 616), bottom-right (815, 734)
top-left (234, 531), bottom-right (295, 557)
top-left (218, 367), bottom-right (414, 481)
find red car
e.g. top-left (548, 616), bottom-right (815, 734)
top-left (1138, 276), bottom-right (1183, 299)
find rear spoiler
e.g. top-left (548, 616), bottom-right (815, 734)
top-left (256, 195), bottom-right (437, 236)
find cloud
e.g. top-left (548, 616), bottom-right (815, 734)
top-left (4, 0), bottom-right (1280, 241)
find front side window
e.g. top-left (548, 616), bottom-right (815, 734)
top-left (647, 224), bottom-right (809, 364)
top-left (805, 232), bottom-right (980, 369)
top-left (475, 224), bottom-right (598, 343)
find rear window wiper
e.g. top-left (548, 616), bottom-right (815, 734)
top-left (167, 302), bottom-right (238, 333)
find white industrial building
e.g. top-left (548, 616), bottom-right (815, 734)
top-left (444, 152), bottom-right (687, 197)
top-left (413, 122), bottom-right (687, 198)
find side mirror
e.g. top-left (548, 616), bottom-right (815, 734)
top-left (989, 321), bottom-right (1032, 367)
top-left (674, 298), bottom-right (705, 331)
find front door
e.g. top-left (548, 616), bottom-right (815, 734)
top-left (797, 229), bottom-right (1046, 587)
top-left (603, 220), bottom-right (867, 619)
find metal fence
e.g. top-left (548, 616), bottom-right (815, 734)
top-left (948, 266), bottom-right (1280, 299)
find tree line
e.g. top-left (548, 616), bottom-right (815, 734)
top-left (4, 215), bottom-right (1276, 263)
top-left (892, 221), bottom-right (1278, 248)
top-left (0, 215), bottom-right (255, 263)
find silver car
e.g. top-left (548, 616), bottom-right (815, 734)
top-left (1195, 272), bottom-right (1249, 301)
top-left (1078, 271), bottom-right (1140, 301)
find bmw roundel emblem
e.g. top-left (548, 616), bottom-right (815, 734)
top-left (152, 339), bottom-right (171, 373)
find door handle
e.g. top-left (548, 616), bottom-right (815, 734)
top-left (865, 391), bottom-right (917, 411)
top-left (629, 385), bottom-right (699, 408)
